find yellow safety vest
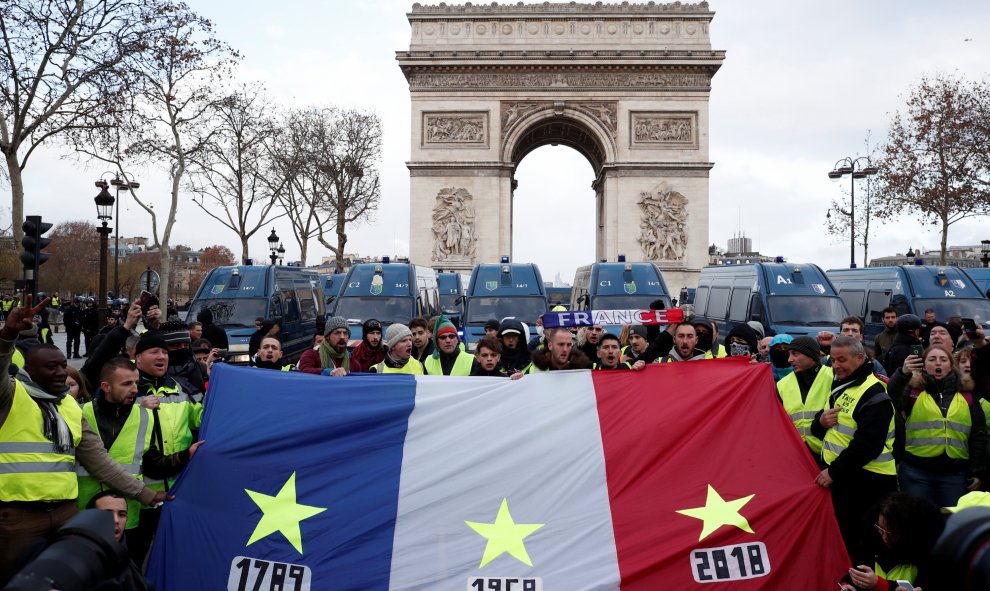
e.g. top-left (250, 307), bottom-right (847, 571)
top-left (373, 359), bottom-right (425, 375)
top-left (0, 380), bottom-right (83, 501)
top-left (77, 402), bottom-right (152, 528)
top-left (11, 348), bottom-right (24, 370)
top-left (875, 562), bottom-right (918, 585)
top-left (981, 398), bottom-right (990, 432)
top-left (137, 381), bottom-right (202, 491)
top-left (821, 374), bottom-right (896, 475)
top-left (50, 296), bottom-right (60, 308)
top-left (705, 344), bottom-right (727, 359)
top-left (777, 366), bottom-right (834, 455)
top-left (1, 300), bottom-right (14, 313)
top-left (904, 391), bottom-right (972, 460)
top-left (424, 351), bottom-right (474, 376)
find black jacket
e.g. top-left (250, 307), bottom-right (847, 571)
top-left (881, 332), bottom-right (922, 376)
top-left (811, 360), bottom-right (895, 483)
top-left (530, 347), bottom-right (592, 371)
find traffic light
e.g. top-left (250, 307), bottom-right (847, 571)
top-left (20, 215), bottom-right (52, 297)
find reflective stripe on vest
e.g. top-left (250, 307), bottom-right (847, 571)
top-left (821, 374), bottom-right (896, 475)
top-left (373, 359), bottom-right (424, 375)
top-left (424, 351), bottom-right (474, 376)
top-left (704, 344), bottom-right (727, 359)
top-left (0, 380), bottom-right (83, 501)
top-left (138, 381), bottom-right (202, 462)
top-left (904, 391), bottom-right (972, 460)
top-left (76, 402), bottom-right (152, 528)
top-left (777, 366), bottom-right (834, 454)
top-left (875, 562), bottom-right (918, 585)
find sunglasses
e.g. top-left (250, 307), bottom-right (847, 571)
top-left (437, 334), bottom-right (458, 341)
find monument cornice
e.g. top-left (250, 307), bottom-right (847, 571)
top-left (401, 64), bottom-right (717, 91)
top-left (408, 2), bottom-right (714, 18)
top-left (397, 49), bottom-right (725, 61)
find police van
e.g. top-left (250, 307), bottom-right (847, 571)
top-left (321, 273), bottom-right (346, 308)
top-left (186, 265), bottom-right (326, 364)
top-left (546, 287), bottom-right (573, 309)
top-left (331, 259), bottom-right (440, 346)
top-left (827, 264), bottom-right (990, 340)
top-left (436, 271), bottom-right (469, 326)
top-left (570, 259), bottom-right (672, 334)
top-left (695, 262), bottom-right (847, 338)
top-left (462, 260), bottom-right (548, 350)
top-left (963, 267), bottom-right (990, 299)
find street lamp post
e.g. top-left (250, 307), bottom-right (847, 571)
top-left (277, 242), bottom-right (286, 266)
top-left (267, 228), bottom-right (280, 265)
top-left (94, 181), bottom-right (115, 329)
top-left (981, 240), bottom-right (990, 268)
top-left (828, 156), bottom-right (878, 268)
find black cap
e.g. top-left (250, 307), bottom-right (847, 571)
top-left (135, 333), bottom-right (168, 356)
top-left (485, 319), bottom-right (501, 331)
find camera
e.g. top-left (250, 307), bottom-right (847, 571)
top-left (3, 509), bottom-right (135, 591)
top-left (926, 507), bottom-right (990, 591)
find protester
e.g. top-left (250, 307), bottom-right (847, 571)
top-left (768, 333), bottom-right (795, 381)
top-left (496, 318), bottom-right (530, 373)
top-left (776, 336), bottom-right (832, 462)
top-left (371, 324), bottom-right (424, 374)
top-left (593, 333), bottom-right (631, 370)
top-left (484, 319), bottom-right (500, 338)
top-left (425, 316), bottom-right (475, 376)
top-left (409, 317), bottom-right (434, 363)
top-left (525, 327), bottom-right (592, 372)
top-left (621, 325), bottom-right (649, 364)
top-left (350, 319), bottom-right (385, 373)
top-left (253, 336), bottom-right (293, 371)
top-left (298, 317), bottom-right (351, 376)
top-left (471, 336), bottom-right (508, 376)
top-left (66, 365), bottom-right (92, 403)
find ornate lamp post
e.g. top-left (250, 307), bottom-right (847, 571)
top-left (94, 181), bottom-right (115, 328)
top-left (828, 157), bottom-right (878, 268)
top-left (906, 247), bottom-right (916, 265)
top-left (267, 228), bottom-right (280, 265)
top-left (981, 240), bottom-right (990, 268)
top-left (277, 242), bottom-right (286, 266)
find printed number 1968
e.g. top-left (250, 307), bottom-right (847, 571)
top-left (227, 556), bottom-right (311, 591)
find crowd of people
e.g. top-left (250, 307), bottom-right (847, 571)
top-left (1, 290), bottom-right (988, 590)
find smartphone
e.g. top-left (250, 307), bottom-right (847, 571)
top-left (963, 317), bottom-right (979, 337)
top-left (910, 344), bottom-right (924, 357)
top-left (138, 290), bottom-right (159, 312)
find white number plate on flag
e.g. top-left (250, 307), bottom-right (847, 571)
top-left (467, 577), bottom-right (543, 591)
top-left (228, 556), bottom-right (312, 591)
top-left (691, 542), bottom-right (771, 582)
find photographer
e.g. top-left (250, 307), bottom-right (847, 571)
top-left (0, 297), bottom-right (167, 585)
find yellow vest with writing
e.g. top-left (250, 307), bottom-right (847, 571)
top-left (821, 374), bottom-right (896, 475)
top-left (424, 351), bottom-right (474, 376)
top-left (77, 402), bottom-right (152, 528)
top-left (0, 381), bottom-right (83, 501)
top-left (777, 366), bottom-right (834, 455)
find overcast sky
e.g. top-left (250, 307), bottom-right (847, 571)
top-left (12, 0), bottom-right (990, 286)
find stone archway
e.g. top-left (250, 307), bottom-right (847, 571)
top-left (397, 1), bottom-right (725, 288)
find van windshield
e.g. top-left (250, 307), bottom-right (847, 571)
top-left (467, 296), bottom-right (546, 325)
top-left (913, 298), bottom-right (990, 325)
top-left (186, 298), bottom-right (267, 328)
top-left (591, 295), bottom-right (671, 310)
top-left (767, 296), bottom-right (847, 326)
top-left (440, 294), bottom-right (461, 315)
top-left (334, 297), bottom-right (415, 325)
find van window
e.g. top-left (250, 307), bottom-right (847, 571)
top-left (838, 290), bottom-right (865, 317)
top-left (694, 287), bottom-right (709, 315)
top-left (281, 288), bottom-right (299, 323)
top-left (866, 291), bottom-right (892, 323)
top-left (296, 286), bottom-right (317, 321)
top-left (728, 288), bottom-right (749, 321)
top-left (748, 294), bottom-right (764, 323)
top-left (707, 287), bottom-right (730, 319)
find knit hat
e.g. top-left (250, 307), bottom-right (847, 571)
top-left (629, 325), bottom-right (648, 339)
top-left (787, 336), bottom-right (821, 361)
top-left (484, 319), bottom-right (501, 332)
top-left (435, 316), bottom-right (457, 339)
top-left (158, 320), bottom-right (191, 347)
top-left (363, 318), bottom-right (383, 337)
top-left (747, 321), bottom-right (765, 340)
top-left (135, 333), bottom-right (169, 356)
top-left (385, 323), bottom-right (412, 350)
top-left (325, 316), bottom-right (350, 337)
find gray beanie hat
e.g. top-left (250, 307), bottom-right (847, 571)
top-left (385, 323), bottom-right (412, 350)
top-left (747, 321), bottom-right (765, 340)
top-left (324, 316), bottom-right (350, 337)
top-left (787, 336), bottom-right (821, 361)
top-left (629, 325), bottom-right (648, 339)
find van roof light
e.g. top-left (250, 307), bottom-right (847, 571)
top-left (501, 255), bottom-right (509, 263)
top-left (774, 256), bottom-right (784, 263)
top-left (502, 265), bottom-right (510, 273)
top-left (231, 268), bottom-right (240, 275)
top-left (624, 263), bottom-right (632, 272)
top-left (915, 258), bottom-right (924, 266)
top-left (793, 266), bottom-right (801, 273)
top-left (382, 256), bottom-right (390, 264)
top-left (375, 264), bottom-right (383, 273)
top-left (618, 254), bottom-right (626, 262)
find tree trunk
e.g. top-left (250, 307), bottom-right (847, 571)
top-left (7, 152), bottom-right (24, 243)
top-left (240, 235), bottom-right (249, 265)
top-left (299, 238), bottom-right (308, 268)
top-left (939, 216), bottom-right (949, 265)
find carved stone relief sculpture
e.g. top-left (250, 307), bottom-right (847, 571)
top-left (638, 183), bottom-right (688, 261)
top-left (423, 112), bottom-right (488, 147)
top-left (630, 112), bottom-right (698, 149)
top-left (432, 187), bottom-right (478, 262)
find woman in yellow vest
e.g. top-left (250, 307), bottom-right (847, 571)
top-left (887, 345), bottom-right (987, 508)
top-left (371, 324), bottom-right (424, 375)
top-left (842, 493), bottom-right (945, 591)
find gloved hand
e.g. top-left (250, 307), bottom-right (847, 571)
top-left (649, 298), bottom-right (666, 310)
top-left (680, 304), bottom-right (695, 323)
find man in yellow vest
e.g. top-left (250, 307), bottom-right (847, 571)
top-left (424, 316), bottom-right (474, 376)
top-left (371, 324), bottom-right (424, 374)
top-left (776, 336), bottom-right (832, 464)
top-left (811, 336), bottom-right (897, 566)
top-left (78, 357), bottom-right (203, 561)
top-left (0, 294), bottom-right (14, 321)
top-left (0, 297), bottom-right (167, 584)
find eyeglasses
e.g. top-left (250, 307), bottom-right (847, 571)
top-left (330, 329), bottom-right (349, 336)
top-left (437, 334), bottom-right (458, 341)
top-left (874, 522), bottom-right (891, 536)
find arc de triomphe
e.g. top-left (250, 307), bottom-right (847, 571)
top-left (397, 1), bottom-right (724, 289)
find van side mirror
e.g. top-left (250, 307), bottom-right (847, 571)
top-left (455, 295), bottom-right (464, 305)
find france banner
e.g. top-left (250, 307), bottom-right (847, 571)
top-left (541, 307), bottom-right (684, 328)
top-left (147, 361), bottom-right (848, 590)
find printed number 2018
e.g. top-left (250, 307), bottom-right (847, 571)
top-left (228, 556), bottom-right (311, 591)
top-left (692, 542), bottom-right (770, 583)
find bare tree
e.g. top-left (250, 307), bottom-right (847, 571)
top-left (825, 132), bottom-right (889, 267)
top-left (187, 85), bottom-right (285, 263)
top-left (0, 0), bottom-right (163, 242)
top-left (271, 107), bottom-right (382, 270)
top-left (875, 73), bottom-right (990, 264)
top-left (40, 220), bottom-right (100, 296)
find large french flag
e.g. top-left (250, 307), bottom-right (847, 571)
top-left (147, 361), bottom-right (849, 590)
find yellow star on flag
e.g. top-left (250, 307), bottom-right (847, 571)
top-left (245, 472), bottom-right (327, 554)
top-left (675, 484), bottom-right (756, 542)
top-left (465, 498), bottom-right (545, 568)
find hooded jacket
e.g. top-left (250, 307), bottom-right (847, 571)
top-left (529, 347), bottom-right (592, 371)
